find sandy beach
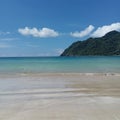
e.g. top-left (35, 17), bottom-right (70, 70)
top-left (0, 73), bottom-right (120, 120)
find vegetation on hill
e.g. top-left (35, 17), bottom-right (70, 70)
top-left (61, 31), bottom-right (120, 56)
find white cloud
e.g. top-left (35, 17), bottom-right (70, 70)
top-left (0, 38), bottom-right (18, 41)
top-left (26, 44), bottom-right (39, 48)
top-left (70, 25), bottom-right (95, 38)
top-left (56, 48), bottom-right (64, 54)
top-left (0, 31), bottom-right (10, 35)
top-left (0, 43), bottom-right (11, 48)
top-left (18, 27), bottom-right (59, 38)
top-left (91, 22), bottom-right (120, 38)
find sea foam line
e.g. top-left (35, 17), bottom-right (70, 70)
top-left (20, 72), bottom-right (120, 76)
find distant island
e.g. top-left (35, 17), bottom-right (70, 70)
top-left (61, 31), bottom-right (120, 56)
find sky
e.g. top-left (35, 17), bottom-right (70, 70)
top-left (0, 0), bottom-right (120, 56)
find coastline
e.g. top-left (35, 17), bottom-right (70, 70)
top-left (0, 72), bottom-right (120, 78)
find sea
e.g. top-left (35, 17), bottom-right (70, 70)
top-left (0, 56), bottom-right (120, 74)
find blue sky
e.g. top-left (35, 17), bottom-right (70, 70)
top-left (0, 0), bottom-right (120, 56)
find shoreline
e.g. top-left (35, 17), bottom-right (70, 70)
top-left (0, 72), bottom-right (120, 120)
top-left (0, 72), bottom-right (120, 78)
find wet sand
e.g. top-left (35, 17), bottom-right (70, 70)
top-left (0, 73), bottom-right (120, 120)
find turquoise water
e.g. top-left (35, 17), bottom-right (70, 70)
top-left (0, 56), bottom-right (120, 73)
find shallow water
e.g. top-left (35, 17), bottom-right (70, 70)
top-left (0, 56), bottom-right (120, 73)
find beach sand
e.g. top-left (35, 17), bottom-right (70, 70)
top-left (0, 73), bottom-right (120, 120)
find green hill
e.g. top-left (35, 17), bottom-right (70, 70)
top-left (61, 31), bottom-right (120, 56)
